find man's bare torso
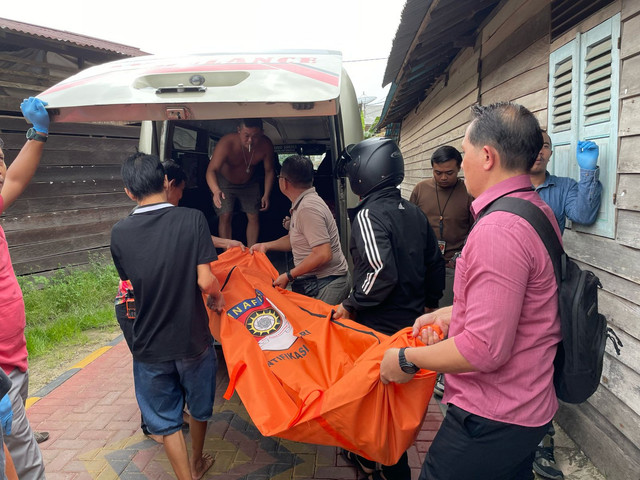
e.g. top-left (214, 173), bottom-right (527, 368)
top-left (217, 132), bottom-right (272, 185)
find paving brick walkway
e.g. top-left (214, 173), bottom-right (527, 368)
top-left (27, 338), bottom-right (444, 480)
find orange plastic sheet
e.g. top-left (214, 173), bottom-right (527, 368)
top-left (206, 248), bottom-right (437, 465)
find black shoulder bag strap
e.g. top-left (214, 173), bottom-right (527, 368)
top-left (482, 196), bottom-right (565, 285)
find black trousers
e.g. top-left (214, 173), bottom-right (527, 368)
top-left (354, 451), bottom-right (410, 480)
top-left (419, 404), bottom-right (550, 480)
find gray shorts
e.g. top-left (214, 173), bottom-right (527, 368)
top-left (214, 175), bottom-right (261, 215)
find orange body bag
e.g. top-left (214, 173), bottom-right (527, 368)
top-left (207, 249), bottom-right (437, 465)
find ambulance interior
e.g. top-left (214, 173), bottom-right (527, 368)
top-left (158, 115), bottom-right (346, 252)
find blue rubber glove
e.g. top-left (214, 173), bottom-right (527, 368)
top-left (576, 140), bottom-right (599, 170)
top-left (20, 97), bottom-right (50, 134)
top-left (0, 393), bottom-right (12, 436)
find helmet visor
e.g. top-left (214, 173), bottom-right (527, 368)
top-left (335, 144), bottom-right (355, 178)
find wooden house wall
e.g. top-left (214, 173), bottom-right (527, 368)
top-left (398, 46), bottom-right (480, 199)
top-left (0, 45), bottom-right (139, 275)
top-left (395, 0), bottom-right (640, 477)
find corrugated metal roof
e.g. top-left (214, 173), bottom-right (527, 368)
top-left (0, 17), bottom-right (147, 57)
top-left (379, 0), bottom-right (500, 127)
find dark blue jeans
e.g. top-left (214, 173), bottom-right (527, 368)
top-left (133, 343), bottom-right (217, 436)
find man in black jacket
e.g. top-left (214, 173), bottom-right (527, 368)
top-left (334, 137), bottom-right (445, 479)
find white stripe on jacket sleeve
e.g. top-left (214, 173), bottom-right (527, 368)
top-left (355, 209), bottom-right (384, 294)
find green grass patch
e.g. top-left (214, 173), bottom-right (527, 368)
top-left (19, 261), bottom-right (121, 359)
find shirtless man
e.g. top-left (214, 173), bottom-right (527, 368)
top-left (206, 118), bottom-right (275, 246)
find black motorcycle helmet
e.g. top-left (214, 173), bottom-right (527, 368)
top-left (336, 137), bottom-right (404, 197)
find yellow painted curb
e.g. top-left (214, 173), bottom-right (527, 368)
top-left (72, 346), bottom-right (112, 369)
top-left (26, 343), bottom-right (117, 409)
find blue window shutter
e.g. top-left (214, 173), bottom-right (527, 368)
top-left (548, 14), bottom-right (620, 238)
top-left (548, 39), bottom-right (580, 185)
top-left (576, 13), bottom-right (620, 238)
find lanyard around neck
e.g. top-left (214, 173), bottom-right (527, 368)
top-left (435, 181), bottom-right (457, 239)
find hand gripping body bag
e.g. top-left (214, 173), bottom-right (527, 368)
top-left (206, 248), bottom-right (438, 465)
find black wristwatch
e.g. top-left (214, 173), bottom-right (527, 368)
top-left (286, 270), bottom-right (295, 282)
top-left (398, 347), bottom-right (420, 374)
top-left (26, 128), bottom-right (47, 143)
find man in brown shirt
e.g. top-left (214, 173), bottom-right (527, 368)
top-left (251, 155), bottom-right (350, 305)
top-left (409, 145), bottom-right (472, 307)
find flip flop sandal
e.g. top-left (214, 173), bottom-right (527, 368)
top-left (341, 449), bottom-right (376, 476)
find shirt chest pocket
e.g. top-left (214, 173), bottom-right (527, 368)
top-left (452, 253), bottom-right (467, 303)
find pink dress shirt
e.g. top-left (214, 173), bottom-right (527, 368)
top-left (443, 175), bottom-right (562, 427)
top-left (0, 195), bottom-right (28, 374)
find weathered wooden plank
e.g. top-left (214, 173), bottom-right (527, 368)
top-left (482, 36), bottom-right (549, 93)
top-left (556, 394), bottom-right (640, 480)
top-left (5, 218), bottom-right (121, 247)
top-left (404, 88), bottom-right (469, 147)
top-left (418, 126), bottom-right (467, 157)
top-left (531, 107), bottom-right (548, 130)
top-left (482, 0), bottom-right (548, 60)
top-left (403, 88), bottom-right (479, 150)
top-left (0, 52), bottom-right (79, 74)
top-left (621, 8), bottom-right (640, 59)
top-left (0, 97), bottom-right (22, 113)
top-left (0, 68), bottom-right (70, 85)
top-left (34, 151), bottom-right (132, 167)
top-left (622, 0), bottom-right (640, 20)
top-left (550, 0), bottom-right (622, 52)
top-left (12, 247), bottom-right (112, 276)
top-left (604, 327), bottom-right (640, 374)
top-left (403, 123), bottom-right (467, 165)
top-left (418, 64), bottom-right (478, 123)
top-left (403, 85), bottom-right (478, 152)
top-left (599, 285), bottom-right (640, 340)
top-left (620, 54), bottom-right (640, 99)
top-left (405, 50), bottom-right (479, 134)
top-left (616, 173), bottom-right (640, 211)
top-left (601, 354), bottom-right (640, 417)
top-left (481, 0), bottom-right (530, 46)
top-left (0, 115), bottom-right (141, 138)
top-left (617, 209), bottom-right (640, 248)
top-left (482, 4), bottom-right (549, 76)
top-left (1, 132), bottom-right (140, 153)
top-left (480, 63), bottom-right (549, 105)
top-left (587, 385), bottom-right (640, 456)
top-left (512, 88), bottom-right (549, 115)
top-left (412, 76), bottom-right (447, 122)
top-left (418, 109), bottom-right (473, 149)
top-left (563, 228), bottom-right (640, 283)
top-left (7, 192), bottom-right (132, 216)
top-left (26, 165), bottom-right (122, 183)
top-left (580, 259), bottom-right (640, 308)
top-left (0, 74), bottom-right (55, 93)
top-left (13, 179), bottom-right (125, 199)
top-left (618, 134), bottom-right (640, 172)
top-left (0, 205), bottom-right (131, 232)
top-left (0, 78), bottom-right (52, 92)
top-left (8, 231), bottom-right (111, 264)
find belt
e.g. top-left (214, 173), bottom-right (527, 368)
top-left (316, 274), bottom-right (346, 289)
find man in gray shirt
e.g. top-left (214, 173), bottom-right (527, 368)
top-left (251, 155), bottom-right (350, 305)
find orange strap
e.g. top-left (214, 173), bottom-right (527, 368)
top-left (223, 362), bottom-right (247, 400)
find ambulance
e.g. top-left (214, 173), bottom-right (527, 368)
top-left (38, 50), bottom-right (363, 248)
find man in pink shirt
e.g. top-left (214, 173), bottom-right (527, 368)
top-left (380, 102), bottom-right (562, 480)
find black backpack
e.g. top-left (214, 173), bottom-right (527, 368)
top-left (483, 196), bottom-right (622, 404)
